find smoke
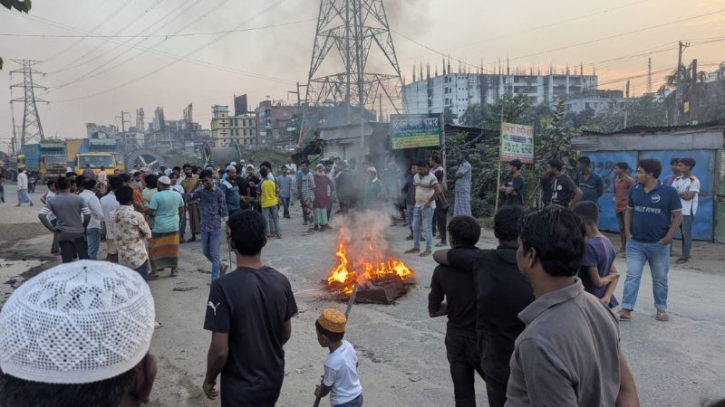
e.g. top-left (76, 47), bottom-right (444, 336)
top-left (384, 0), bottom-right (431, 37)
top-left (330, 209), bottom-right (397, 267)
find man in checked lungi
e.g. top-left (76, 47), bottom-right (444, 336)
top-left (146, 176), bottom-right (185, 278)
top-left (181, 164), bottom-right (202, 242)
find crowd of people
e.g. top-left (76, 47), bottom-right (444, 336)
top-left (0, 152), bottom-right (715, 407)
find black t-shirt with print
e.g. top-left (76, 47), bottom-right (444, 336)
top-left (551, 174), bottom-right (578, 207)
top-left (204, 266), bottom-right (298, 406)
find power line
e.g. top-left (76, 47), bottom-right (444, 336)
top-left (0, 18), bottom-right (315, 39)
top-left (409, 0), bottom-right (652, 59)
top-left (51, 0), bottom-right (294, 103)
top-left (48, 0), bottom-right (170, 74)
top-left (481, 7), bottom-right (725, 69)
top-left (41, 0), bottom-right (135, 64)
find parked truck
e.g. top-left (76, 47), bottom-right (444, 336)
top-left (21, 142), bottom-right (68, 180)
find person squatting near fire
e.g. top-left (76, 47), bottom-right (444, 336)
top-left (314, 309), bottom-right (364, 407)
top-left (203, 210), bottom-right (297, 406)
top-left (406, 160), bottom-right (442, 257)
top-left (0, 261), bottom-right (158, 407)
top-left (432, 207), bottom-right (533, 407)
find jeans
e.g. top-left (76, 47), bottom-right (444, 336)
top-left (262, 205), bottom-right (280, 236)
top-left (59, 237), bottom-right (89, 263)
top-left (406, 204), bottom-right (413, 229)
top-left (86, 228), bottom-right (101, 260)
top-left (445, 333), bottom-right (484, 407)
top-left (201, 229), bottom-right (222, 281)
top-left (434, 205), bottom-right (449, 243)
top-left (413, 206), bottom-right (434, 251)
top-left (280, 196), bottom-right (291, 217)
top-left (134, 260), bottom-right (150, 281)
top-left (334, 394), bottom-right (363, 407)
top-left (680, 215), bottom-right (693, 258)
top-left (622, 239), bottom-right (670, 311)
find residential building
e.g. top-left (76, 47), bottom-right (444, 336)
top-left (211, 105), bottom-right (258, 147)
top-left (402, 71), bottom-right (598, 121)
top-left (255, 100), bottom-right (299, 145)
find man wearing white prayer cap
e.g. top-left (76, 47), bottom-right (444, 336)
top-left (0, 261), bottom-right (157, 406)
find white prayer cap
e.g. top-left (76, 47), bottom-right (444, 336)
top-left (158, 176), bottom-right (171, 185)
top-left (230, 161), bottom-right (237, 166)
top-left (226, 165), bottom-right (236, 172)
top-left (367, 166), bottom-right (377, 174)
top-left (0, 261), bottom-right (155, 384)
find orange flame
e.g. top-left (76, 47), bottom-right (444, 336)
top-left (327, 228), bottom-right (414, 295)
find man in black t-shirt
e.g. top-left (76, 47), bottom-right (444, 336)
top-left (434, 206), bottom-right (533, 407)
top-left (500, 159), bottom-right (524, 207)
top-left (203, 211), bottom-right (298, 406)
top-left (547, 158), bottom-right (582, 208)
top-left (429, 216), bottom-right (485, 407)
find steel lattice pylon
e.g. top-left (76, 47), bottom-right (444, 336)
top-left (9, 60), bottom-right (48, 147)
top-left (305, 0), bottom-right (402, 115)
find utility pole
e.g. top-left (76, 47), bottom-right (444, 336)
top-left (9, 60), bottom-right (48, 147)
top-left (690, 59), bottom-right (698, 123)
top-left (647, 57), bottom-right (653, 94)
top-left (116, 111), bottom-right (131, 133)
top-left (675, 41), bottom-right (690, 125)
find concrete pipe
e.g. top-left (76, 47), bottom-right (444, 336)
top-left (202, 141), bottom-right (242, 169)
top-left (125, 149), bottom-right (164, 172)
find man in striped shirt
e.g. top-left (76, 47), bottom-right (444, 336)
top-left (38, 177), bottom-right (91, 263)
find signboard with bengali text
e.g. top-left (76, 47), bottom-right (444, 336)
top-left (500, 122), bottom-right (534, 164)
top-left (390, 114), bottom-right (442, 150)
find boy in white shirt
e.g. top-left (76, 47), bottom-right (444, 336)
top-left (672, 157), bottom-right (700, 264)
top-left (314, 309), bottom-right (363, 407)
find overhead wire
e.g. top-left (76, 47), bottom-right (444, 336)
top-left (41, 0), bottom-right (135, 64)
top-left (49, 0), bottom-right (170, 75)
top-left (51, 0), bottom-right (295, 103)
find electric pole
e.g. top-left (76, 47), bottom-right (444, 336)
top-left (690, 59), bottom-right (698, 123)
top-left (116, 111), bottom-right (131, 133)
top-left (9, 60), bottom-right (48, 147)
top-left (675, 41), bottom-right (690, 125)
top-left (647, 57), bottom-right (653, 94)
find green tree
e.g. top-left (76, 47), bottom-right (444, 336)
top-left (458, 103), bottom-right (485, 127)
top-left (1, 0), bottom-right (32, 70)
top-left (442, 107), bottom-right (457, 124)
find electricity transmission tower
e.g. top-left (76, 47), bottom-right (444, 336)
top-left (305, 0), bottom-right (403, 117)
top-left (9, 60), bottom-right (48, 147)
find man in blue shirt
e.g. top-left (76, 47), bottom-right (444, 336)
top-left (221, 165), bottom-right (241, 216)
top-left (620, 159), bottom-right (682, 322)
top-left (189, 170), bottom-right (229, 281)
top-left (576, 156), bottom-right (604, 204)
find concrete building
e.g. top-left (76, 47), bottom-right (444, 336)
top-left (402, 71), bottom-right (598, 120)
top-left (255, 100), bottom-right (298, 145)
top-left (562, 90), bottom-right (638, 115)
top-left (210, 105), bottom-right (258, 147)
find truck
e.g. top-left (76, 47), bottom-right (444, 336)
top-left (70, 138), bottom-right (120, 177)
top-left (75, 152), bottom-right (117, 177)
top-left (21, 142), bottom-right (68, 180)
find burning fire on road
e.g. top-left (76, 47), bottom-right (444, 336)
top-left (326, 212), bottom-right (415, 303)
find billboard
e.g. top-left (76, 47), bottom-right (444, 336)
top-left (500, 122), bottom-right (534, 163)
top-left (390, 114), bottom-right (442, 149)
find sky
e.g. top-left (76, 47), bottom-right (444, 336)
top-left (1, 0), bottom-right (724, 147)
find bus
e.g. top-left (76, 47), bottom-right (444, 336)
top-left (75, 153), bottom-right (117, 177)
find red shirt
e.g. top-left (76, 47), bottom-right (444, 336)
top-left (613, 175), bottom-right (635, 213)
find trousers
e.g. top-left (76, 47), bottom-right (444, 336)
top-left (413, 206), bottom-right (434, 252)
top-left (680, 214), bottom-right (693, 258)
top-left (201, 229), bottom-right (221, 281)
top-left (445, 333), bottom-right (484, 407)
top-left (622, 239), bottom-right (670, 311)
top-left (59, 236), bottom-right (89, 263)
top-left (86, 227), bottom-right (101, 260)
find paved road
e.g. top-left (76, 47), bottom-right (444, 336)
top-left (1, 190), bottom-right (724, 406)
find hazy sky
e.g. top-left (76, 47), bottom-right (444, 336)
top-left (1, 0), bottom-right (724, 146)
